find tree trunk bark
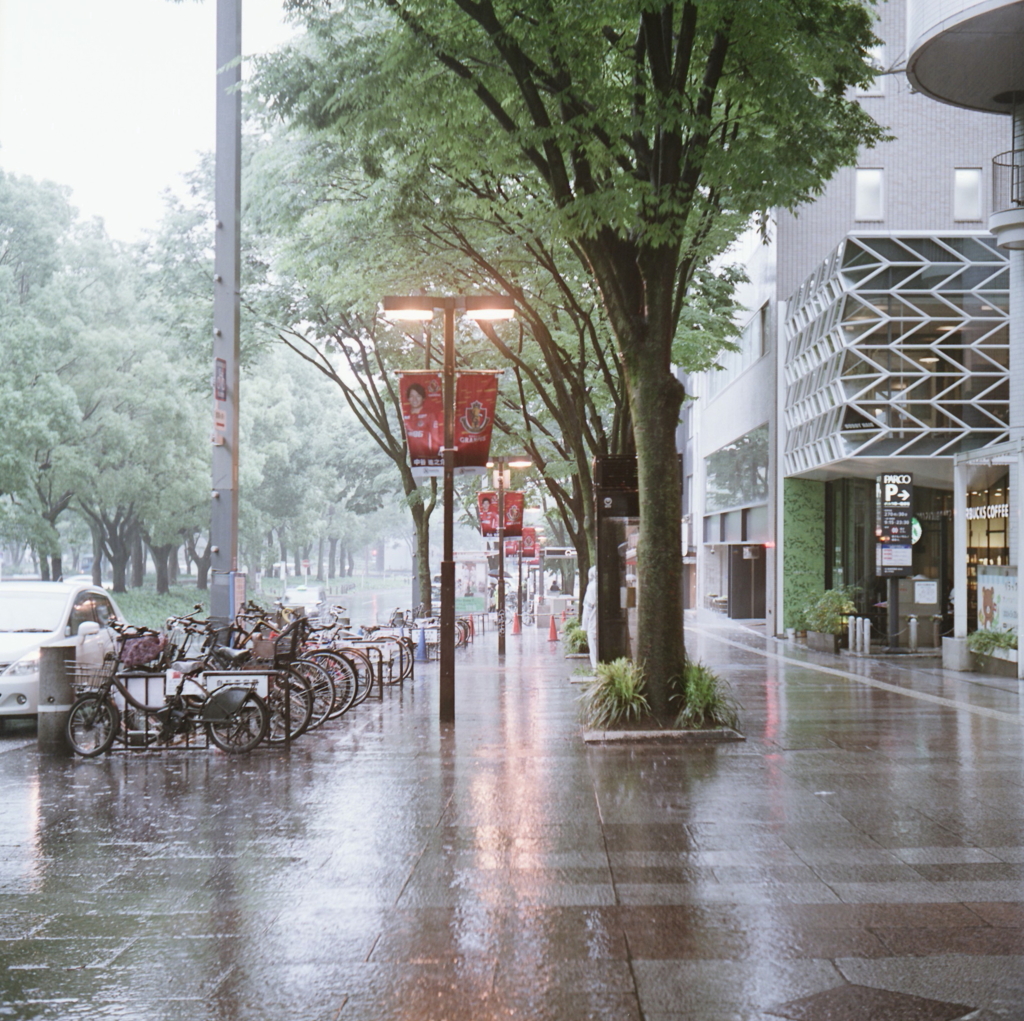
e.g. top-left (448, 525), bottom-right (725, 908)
top-left (629, 365), bottom-right (686, 720)
top-left (91, 529), bottom-right (103, 587)
top-left (51, 554), bottom-right (63, 581)
top-left (39, 551), bottom-right (51, 581)
top-left (328, 537), bottom-right (338, 580)
top-left (169, 546), bottom-right (179, 585)
top-left (131, 530), bottom-right (145, 588)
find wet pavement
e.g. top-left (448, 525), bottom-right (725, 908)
top-left (1, 615), bottom-right (1023, 1020)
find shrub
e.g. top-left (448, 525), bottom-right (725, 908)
top-left (966, 628), bottom-right (1017, 655)
top-left (804, 587), bottom-right (858, 635)
top-left (577, 658), bottom-right (649, 729)
top-left (672, 660), bottom-right (740, 731)
top-left (563, 621), bottom-right (590, 654)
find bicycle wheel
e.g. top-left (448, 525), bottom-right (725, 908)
top-left (266, 667), bottom-right (314, 743)
top-left (205, 692), bottom-right (269, 753)
top-left (66, 694), bottom-right (119, 757)
top-left (343, 647), bottom-right (376, 706)
top-left (292, 657), bottom-right (335, 730)
top-left (323, 655), bottom-right (364, 716)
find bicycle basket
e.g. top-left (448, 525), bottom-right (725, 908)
top-left (120, 633), bottom-right (167, 669)
top-left (71, 657), bottom-right (117, 693)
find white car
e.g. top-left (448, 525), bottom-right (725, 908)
top-left (0, 581), bottom-right (123, 722)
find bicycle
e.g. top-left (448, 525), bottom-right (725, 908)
top-left (65, 625), bottom-right (269, 756)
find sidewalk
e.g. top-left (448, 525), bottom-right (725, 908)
top-left (0, 620), bottom-right (1022, 1020)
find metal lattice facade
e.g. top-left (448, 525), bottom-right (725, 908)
top-left (784, 234), bottom-right (1010, 476)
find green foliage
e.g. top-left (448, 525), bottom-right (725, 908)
top-left (112, 586), bottom-right (211, 631)
top-left (562, 618), bottom-right (590, 654)
top-left (577, 658), bottom-right (649, 730)
top-left (672, 660), bottom-right (741, 731)
top-left (803, 587), bottom-right (859, 636)
top-left (966, 629), bottom-right (1018, 655)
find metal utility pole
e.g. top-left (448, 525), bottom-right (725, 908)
top-left (210, 0), bottom-right (242, 626)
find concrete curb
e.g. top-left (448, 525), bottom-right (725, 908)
top-left (582, 727), bottom-right (745, 744)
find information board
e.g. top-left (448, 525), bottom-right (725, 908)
top-left (876, 472), bottom-right (914, 578)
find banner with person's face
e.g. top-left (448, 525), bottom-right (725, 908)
top-left (397, 372), bottom-right (443, 477)
top-left (478, 492), bottom-right (499, 536)
top-left (477, 490), bottom-right (524, 536)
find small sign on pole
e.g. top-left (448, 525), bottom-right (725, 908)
top-left (876, 472), bottom-right (913, 578)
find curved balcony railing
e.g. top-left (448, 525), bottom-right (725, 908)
top-left (992, 150), bottom-right (1024, 212)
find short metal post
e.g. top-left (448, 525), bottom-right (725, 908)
top-left (848, 615), bottom-right (857, 653)
top-left (908, 614), bottom-right (919, 653)
top-left (38, 642), bottom-right (77, 755)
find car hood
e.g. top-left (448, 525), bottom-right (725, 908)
top-left (0, 632), bottom-right (57, 666)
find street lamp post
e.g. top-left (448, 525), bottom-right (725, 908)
top-left (384, 295), bottom-right (514, 722)
top-left (489, 454), bottom-right (533, 656)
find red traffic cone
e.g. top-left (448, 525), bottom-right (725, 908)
top-left (468, 614), bottom-right (475, 639)
top-left (511, 612), bottom-right (521, 635)
top-left (548, 614), bottom-right (558, 641)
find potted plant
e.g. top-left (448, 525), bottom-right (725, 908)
top-left (804, 587), bottom-right (858, 654)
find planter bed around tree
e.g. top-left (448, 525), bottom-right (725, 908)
top-left (805, 630), bottom-right (845, 655)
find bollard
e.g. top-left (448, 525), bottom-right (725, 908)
top-left (859, 616), bottom-right (870, 655)
top-left (848, 615), bottom-right (857, 653)
top-left (908, 614), bottom-right (918, 653)
top-left (38, 641), bottom-right (78, 755)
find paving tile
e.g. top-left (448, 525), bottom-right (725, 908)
top-left (872, 926), bottom-right (1024, 957)
top-left (766, 983), bottom-right (973, 1021)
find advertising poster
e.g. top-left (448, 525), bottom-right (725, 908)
top-left (977, 565), bottom-right (1018, 632)
top-left (453, 372), bottom-right (501, 472)
top-left (397, 372), bottom-right (443, 477)
top-left (478, 492), bottom-right (500, 536)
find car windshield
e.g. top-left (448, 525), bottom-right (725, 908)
top-left (0, 590), bottom-right (69, 632)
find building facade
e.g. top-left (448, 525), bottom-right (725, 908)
top-left (684, 0), bottom-right (1009, 640)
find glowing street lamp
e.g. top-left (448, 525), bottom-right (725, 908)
top-left (384, 294), bottom-right (514, 722)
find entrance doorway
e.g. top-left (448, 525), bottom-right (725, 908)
top-left (728, 545), bottom-right (766, 618)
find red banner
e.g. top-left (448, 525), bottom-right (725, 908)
top-left (478, 492), bottom-right (500, 536)
top-left (454, 372), bottom-right (500, 471)
top-left (505, 539), bottom-right (520, 557)
top-left (503, 491), bottom-right (524, 537)
top-left (522, 526), bottom-right (537, 558)
top-left (397, 372), bottom-right (443, 475)
top-left (477, 490), bottom-right (524, 536)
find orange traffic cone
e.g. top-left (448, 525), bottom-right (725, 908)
top-left (511, 612), bottom-right (521, 635)
top-left (548, 614), bottom-right (558, 641)
top-left (468, 614), bottom-right (475, 639)
top-left (561, 608), bottom-right (567, 623)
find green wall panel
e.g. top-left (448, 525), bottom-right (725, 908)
top-left (783, 478), bottom-right (826, 627)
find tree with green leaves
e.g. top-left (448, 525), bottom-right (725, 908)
top-left (257, 0), bottom-right (884, 718)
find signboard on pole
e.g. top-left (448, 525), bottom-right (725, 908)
top-left (521, 526), bottom-right (537, 558)
top-left (453, 372), bottom-right (501, 473)
top-left (478, 492), bottom-right (500, 536)
top-left (876, 472), bottom-right (914, 577)
top-left (502, 491), bottom-right (524, 537)
top-left (397, 371), bottom-right (444, 479)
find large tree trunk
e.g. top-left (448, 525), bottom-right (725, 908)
top-left (131, 530), bottom-right (145, 588)
top-left (39, 551), bottom-right (51, 582)
top-left (625, 349), bottom-right (686, 721)
top-left (317, 536), bottom-right (325, 582)
top-left (328, 537), bottom-right (338, 580)
top-left (50, 554), bottom-right (63, 581)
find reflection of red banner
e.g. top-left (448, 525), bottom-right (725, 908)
top-left (397, 372), bottom-right (443, 474)
top-left (477, 492), bottom-right (499, 536)
top-left (522, 526), bottom-right (537, 557)
top-left (503, 492), bottom-right (523, 537)
top-left (454, 373), bottom-right (500, 470)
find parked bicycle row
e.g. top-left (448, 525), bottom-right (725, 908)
top-left (64, 602), bottom-right (426, 757)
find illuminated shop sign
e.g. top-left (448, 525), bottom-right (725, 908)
top-left (966, 504), bottom-right (1009, 520)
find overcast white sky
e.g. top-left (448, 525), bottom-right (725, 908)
top-left (0, 0), bottom-right (294, 241)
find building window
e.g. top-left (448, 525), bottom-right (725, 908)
top-left (855, 168), bottom-right (884, 221)
top-left (954, 168), bottom-right (983, 221)
top-left (856, 44), bottom-right (885, 97)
